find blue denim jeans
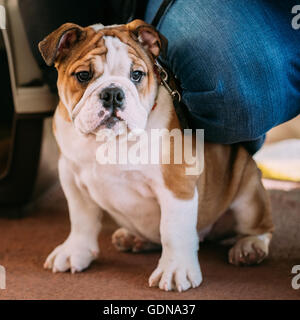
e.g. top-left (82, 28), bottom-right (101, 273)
top-left (145, 0), bottom-right (300, 154)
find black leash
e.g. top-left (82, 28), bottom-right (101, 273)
top-left (154, 59), bottom-right (191, 130)
top-left (151, 0), bottom-right (175, 27)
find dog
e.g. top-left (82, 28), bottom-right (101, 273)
top-left (38, 19), bottom-right (274, 292)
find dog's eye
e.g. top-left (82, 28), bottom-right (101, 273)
top-left (130, 70), bottom-right (145, 83)
top-left (75, 71), bottom-right (91, 83)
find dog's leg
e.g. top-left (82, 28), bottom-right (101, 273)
top-left (228, 161), bottom-right (274, 266)
top-left (44, 156), bottom-right (102, 273)
top-left (149, 188), bottom-right (202, 292)
top-left (112, 228), bottom-right (160, 253)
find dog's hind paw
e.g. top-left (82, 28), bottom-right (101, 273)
top-left (228, 234), bottom-right (270, 266)
top-left (112, 228), bottom-right (160, 253)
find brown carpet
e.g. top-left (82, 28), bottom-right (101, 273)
top-left (0, 119), bottom-right (299, 300)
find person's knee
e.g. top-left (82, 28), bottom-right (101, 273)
top-left (185, 80), bottom-right (276, 145)
top-left (187, 91), bottom-right (267, 154)
top-left (227, 83), bottom-right (277, 142)
top-left (174, 32), bottom-right (288, 144)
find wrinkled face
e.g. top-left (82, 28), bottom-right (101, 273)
top-left (60, 33), bottom-right (157, 135)
top-left (39, 21), bottom-right (165, 136)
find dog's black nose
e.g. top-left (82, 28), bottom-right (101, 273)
top-left (100, 87), bottom-right (125, 111)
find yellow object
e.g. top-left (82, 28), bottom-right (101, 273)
top-left (254, 139), bottom-right (300, 182)
top-left (257, 163), bottom-right (300, 182)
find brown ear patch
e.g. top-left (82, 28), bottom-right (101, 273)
top-left (38, 23), bottom-right (86, 66)
top-left (126, 19), bottom-right (168, 58)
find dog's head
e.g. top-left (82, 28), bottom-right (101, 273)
top-left (39, 20), bottom-right (167, 135)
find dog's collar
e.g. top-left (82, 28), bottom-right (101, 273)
top-left (151, 102), bottom-right (157, 111)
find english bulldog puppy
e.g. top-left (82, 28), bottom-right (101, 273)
top-left (38, 20), bottom-right (274, 292)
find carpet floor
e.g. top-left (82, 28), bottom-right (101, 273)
top-left (0, 119), bottom-right (299, 300)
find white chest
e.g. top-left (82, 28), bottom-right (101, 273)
top-left (79, 162), bottom-right (162, 243)
top-left (55, 115), bottom-right (161, 242)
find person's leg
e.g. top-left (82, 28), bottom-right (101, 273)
top-left (145, 0), bottom-right (300, 154)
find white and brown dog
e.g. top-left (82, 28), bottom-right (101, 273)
top-left (39, 20), bottom-right (274, 292)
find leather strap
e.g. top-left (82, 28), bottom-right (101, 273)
top-left (154, 59), bottom-right (191, 129)
top-left (151, 0), bottom-right (191, 129)
top-left (151, 0), bottom-right (175, 27)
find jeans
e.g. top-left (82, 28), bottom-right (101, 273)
top-left (145, 0), bottom-right (300, 154)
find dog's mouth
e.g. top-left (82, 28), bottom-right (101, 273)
top-left (98, 112), bottom-right (124, 130)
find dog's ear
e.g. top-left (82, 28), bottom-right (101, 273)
top-left (38, 23), bottom-right (86, 66)
top-left (126, 19), bottom-right (168, 58)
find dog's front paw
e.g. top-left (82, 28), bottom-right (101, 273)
top-left (44, 236), bottom-right (99, 273)
top-left (149, 254), bottom-right (202, 292)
